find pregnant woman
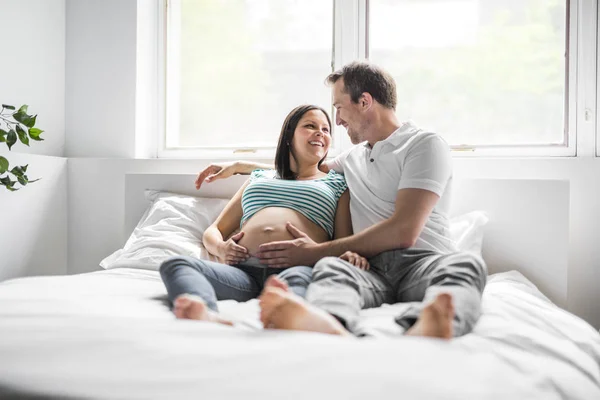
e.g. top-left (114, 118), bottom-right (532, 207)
top-left (160, 105), bottom-right (356, 325)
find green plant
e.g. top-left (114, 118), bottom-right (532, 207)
top-left (0, 104), bottom-right (44, 191)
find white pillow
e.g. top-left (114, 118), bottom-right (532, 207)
top-left (449, 210), bottom-right (489, 256)
top-left (100, 191), bottom-right (229, 271)
top-left (100, 191), bottom-right (489, 271)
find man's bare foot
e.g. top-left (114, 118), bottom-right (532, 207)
top-left (173, 295), bottom-right (233, 326)
top-left (259, 287), bottom-right (350, 336)
top-left (264, 275), bottom-right (289, 292)
top-left (406, 293), bottom-right (454, 339)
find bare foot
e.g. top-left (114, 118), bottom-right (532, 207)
top-left (259, 287), bottom-right (350, 336)
top-left (264, 275), bottom-right (289, 292)
top-left (406, 293), bottom-right (454, 339)
top-left (173, 295), bottom-right (233, 326)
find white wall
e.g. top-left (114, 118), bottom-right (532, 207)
top-left (65, 0), bottom-right (137, 158)
top-left (0, 0), bottom-right (68, 281)
top-left (0, 153), bottom-right (68, 280)
top-left (0, 0), bottom-right (66, 157)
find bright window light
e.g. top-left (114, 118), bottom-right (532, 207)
top-left (369, 0), bottom-right (569, 148)
top-left (167, 0), bottom-right (334, 150)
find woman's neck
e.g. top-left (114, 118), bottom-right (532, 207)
top-left (290, 160), bottom-right (324, 180)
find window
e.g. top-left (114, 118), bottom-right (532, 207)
top-left (369, 0), bottom-right (573, 155)
top-left (161, 0), bottom-right (335, 158)
top-left (160, 0), bottom-right (590, 158)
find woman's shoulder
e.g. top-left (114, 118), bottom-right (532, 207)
top-left (324, 169), bottom-right (346, 183)
top-left (322, 170), bottom-right (347, 194)
top-left (250, 169), bottom-right (277, 180)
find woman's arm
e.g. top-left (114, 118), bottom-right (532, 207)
top-left (202, 180), bottom-right (251, 263)
top-left (196, 161), bottom-right (274, 189)
top-left (333, 190), bottom-right (352, 240)
top-left (196, 160), bottom-right (332, 189)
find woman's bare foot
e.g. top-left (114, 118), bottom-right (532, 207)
top-left (259, 287), bottom-right (350, 336)
top-left (406, 293), bottom-right (454, 339)
top-left (173, 295), bottom-right (233, 326)
top-left (264, 275), bottom-right (289, 292)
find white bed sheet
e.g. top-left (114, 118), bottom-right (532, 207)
top-left (0, 269), bottom-right (598, 400)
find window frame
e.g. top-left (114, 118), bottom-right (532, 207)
top-left (157, 0), bottom-right (592, 159)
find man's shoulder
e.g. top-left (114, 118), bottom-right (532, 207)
top-left (396, 128), bottom-right (450, 154)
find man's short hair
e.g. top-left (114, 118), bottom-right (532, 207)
top-left (326, 61), bottom-right (397, 110)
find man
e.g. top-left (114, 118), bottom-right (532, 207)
top-left (196, 62), bottom-right (486, 339)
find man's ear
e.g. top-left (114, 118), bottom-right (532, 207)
top-left (360, 92), bottom-right (373, 110)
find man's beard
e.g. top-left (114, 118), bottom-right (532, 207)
top-left (349, 129), bottom-right (362, 144)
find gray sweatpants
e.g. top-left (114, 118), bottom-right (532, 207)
top-left (305, 248), bottom-right (487, 337)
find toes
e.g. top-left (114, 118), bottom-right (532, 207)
top-left (265, 275), bottom-right (288, 291)
top-left (437, 294), bottom-right (454, 317)
top-left (174, 295), bottom-right (191, 308)
top-left (173, 307), bottom-right (185, 319)
top-left (216, 316), bottom-right (234, 326)
top-left (259, 288), bottom-right (287, 328)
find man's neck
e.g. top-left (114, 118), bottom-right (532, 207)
top-left (366, 112), bottom-right (404, 147)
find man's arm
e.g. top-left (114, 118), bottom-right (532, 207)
top-left (257, 188), bottom-right (439, 267)
top-left (316, 188), bottom-right (439, 258)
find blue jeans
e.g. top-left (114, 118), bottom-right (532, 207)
top-left (160, 256), bottom-right (313, 311)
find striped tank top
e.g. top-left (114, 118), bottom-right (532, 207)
top-left (240, 169), bottom-right (348, 238)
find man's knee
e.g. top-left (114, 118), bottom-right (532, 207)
top-left (464, 253), bottom-right (487, 290)
top-left (313, 256), bottom-right (355, 280)
top-left (443, 252), bottom-right (488, 292)
top-left (278, 266), bottom-right (312, 287)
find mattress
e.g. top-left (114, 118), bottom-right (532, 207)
top-left (0, 268), bottom-right (598, 399)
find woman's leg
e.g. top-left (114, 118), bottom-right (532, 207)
top-left (275, 266), bottom-right (313, 298)
top-left (159, 256), bottom-right (261, 312)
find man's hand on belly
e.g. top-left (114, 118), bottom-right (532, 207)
top-left (256, 223), bottom-right (320, 267)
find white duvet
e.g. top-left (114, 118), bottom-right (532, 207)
top-left (0, 269), bottom-right (598, 400)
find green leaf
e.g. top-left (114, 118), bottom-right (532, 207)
top-left (10, 166), bottom-right (26, 178)
top-left (0, 129), bottom-right (6, 143)
top-left (0, 175), bottom-right (17, 191)
top-left (13, 106), bottom-right (36, 127)
top-left (24, 114), bottom-right (37, 128)
top-left (13, 111), bottom-right (27, 125)
top-left (16, 125), bottom-right (29, 146)
top-left (28, 127), bottom-right (44, 140)
top-left (17, 175), bottom-right (28, 186)
top-left (6, 129), bottom-right (17, 150)
top-left (2, 104), bottom-right (15, 110)
top-left (13, 111), bottom-right (25, 123)
top-left (0, 156), bottom-right (8, 174)
top-left (22, 164), bottom-right (28, 173)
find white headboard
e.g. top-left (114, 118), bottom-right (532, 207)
top-left (125, 174), bottom-right (569, 307)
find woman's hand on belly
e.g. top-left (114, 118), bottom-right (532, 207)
top-left (238, 224), bottom-right (298, 257)
top-left (218, 231), bottom-right (250, 265)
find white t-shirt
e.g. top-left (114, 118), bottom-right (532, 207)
top-left (329, 121), bottom-right (456, 253)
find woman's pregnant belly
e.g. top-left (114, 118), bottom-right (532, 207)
top-left (236, 207), bottom-right (330, 256)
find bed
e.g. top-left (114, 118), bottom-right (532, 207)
top-left (0, 176), bottom-right (598, 399)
